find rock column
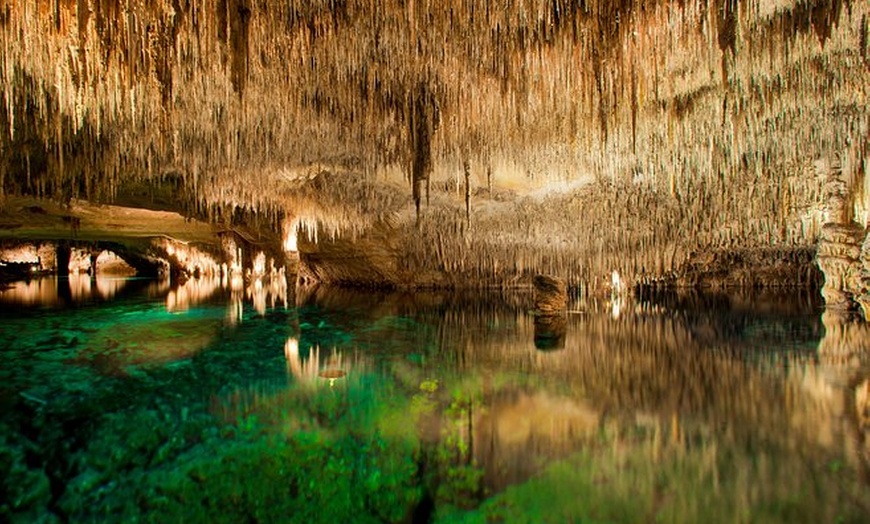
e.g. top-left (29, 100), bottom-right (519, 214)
top-left (818, 168), bottom-right (864, 312)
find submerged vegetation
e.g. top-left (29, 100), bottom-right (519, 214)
top-left (0, 1), bottom-right (868, 286)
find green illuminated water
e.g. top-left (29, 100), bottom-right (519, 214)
top-left (1, 278), bottom-right (868, 523)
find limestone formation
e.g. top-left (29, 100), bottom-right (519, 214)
top-left (817, 162), bottom-right (870, 318)
top-left (0, 2), bottom-right (868, 290)
top-left (532, 275), bottom-right (568, 349)
top-left (818, 222), bottom-right (864, 309)
top-left (533, 275), bottom-right (567, 315)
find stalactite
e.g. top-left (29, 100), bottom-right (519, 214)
top-left (861, 14), bottom-right (869, 68)
top-left (409, 82), bottom-right (435, 223)
top-left (463, 159), bottom-right (471, 224)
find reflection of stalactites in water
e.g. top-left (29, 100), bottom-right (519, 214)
top-left (855, 379), bottom-right (870, 475)
top-left (472, 389), bottom-right (599, 492)
top-left (782, 310), bottom-right (870, 474)
top-left (0, 274), bottom-right (130, 305)
top-left (226, 288), bottom-right (244, 325)
top-left (166, 276), bottom-right (222, 312)
top-left (610, 295), bottom-right (623, 320)
top-left (206, 337), bottom-right (366, 432)
top-left (0, 277), bottom-right (59, 305)
top-left (244, 265), bottom-right (289, 316)
top-left (248, 278), bottom-right (266, 316)
top-left (817, 310), bottom-right (870, 367)
top-left (67, 271), bottom-right (93, 301)
top-left (284, 337), bottom-right (357, 388)
top-left (91, 274), bottom-right (129, 299)
top-left (284, 337), bottom-right (314, 381)
top-left (441, 294), bottom-right (832, 442)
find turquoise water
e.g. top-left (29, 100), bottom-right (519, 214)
top-left (1, 278), bottom-right (868, 523)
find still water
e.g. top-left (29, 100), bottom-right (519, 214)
top-left (1, 276), bottom-right (868, 523)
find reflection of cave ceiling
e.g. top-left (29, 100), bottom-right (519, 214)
top-left (0, 1), bottom-right (868, 286)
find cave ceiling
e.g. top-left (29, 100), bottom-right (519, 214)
top-left (0, 0), bottom-right (868, 286)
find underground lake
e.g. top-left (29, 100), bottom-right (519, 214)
top-left (1, 276), bottom-right (868, 523)
top-left (2, 1), bottom-right (870, 521)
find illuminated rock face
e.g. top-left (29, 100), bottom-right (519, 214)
top-left (0, 1), bottom-right (868, 288)
top-left (295, 222), bottom-right (417, 288)
top-left (818, 222), bottom-right (863, 310)
top-left (817, 164), bottom-right (870, 318)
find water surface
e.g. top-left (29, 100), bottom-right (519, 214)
top-left (1, 277), bottom-right (868, 523)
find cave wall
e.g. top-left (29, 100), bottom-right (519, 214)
top-left (0, 1), bottom-right (868, 288)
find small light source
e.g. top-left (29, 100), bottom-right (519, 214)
top-left (318, 368), bottom-right (346, 387)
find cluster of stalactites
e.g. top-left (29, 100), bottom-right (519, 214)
top-left (0, 1), bottom-right (867, 292)
top-left (0, 1), bottom-right (860, 211)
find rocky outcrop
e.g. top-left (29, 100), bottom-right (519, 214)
top-left (817, 166), bottom-right (870, 317)
top-left (532, 275), bottom-right (568, 350)
top-left (295, 222), bottom-right (439, 289)
top-left (532, 275), bottom-right (567, 314)
top-left (670, 247), bottom-right (821, 289)
top-left (817, 169), bottom-right (863, 310)
top-left (818, 222), bottom-right (864, 309)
